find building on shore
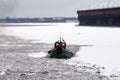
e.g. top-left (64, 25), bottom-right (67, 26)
top-left (77, 7), bottom-right (120, 26)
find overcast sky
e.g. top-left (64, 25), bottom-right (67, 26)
top-left (0, 0), bottom-right (120, 18)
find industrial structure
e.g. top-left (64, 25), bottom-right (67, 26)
top-left (77, 7), bottom-right (120, 26)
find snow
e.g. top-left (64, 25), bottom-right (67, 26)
top-left (1, 23), bottom-right (120, 76)
top-left (28, 52), bottom-right (47, 58)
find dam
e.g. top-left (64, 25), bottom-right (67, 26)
top-left (77, 7), bottom-right (120, 26)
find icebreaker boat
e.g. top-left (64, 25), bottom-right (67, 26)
top-left (48, 38), bottom-right (73, 59)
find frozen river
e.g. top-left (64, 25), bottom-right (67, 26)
top-left (0, 23), bottom-right (120, 76)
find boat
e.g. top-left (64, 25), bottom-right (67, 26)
top-left (48, 38), bottom-right (73, 58)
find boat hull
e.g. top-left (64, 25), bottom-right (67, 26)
top-left (48, 48), bottom-right (73, 58)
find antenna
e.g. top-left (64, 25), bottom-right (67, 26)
top-left (60, 37), bottom-right (61, 42)
top-left (62, 38), bottom-right (64, 42)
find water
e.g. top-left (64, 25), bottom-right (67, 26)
top-left (0, 23), bottom-right (120, 76)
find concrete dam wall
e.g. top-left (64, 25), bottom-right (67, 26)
top-left (77, 7), bottom-right (120, 26)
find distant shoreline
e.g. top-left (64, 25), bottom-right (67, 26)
top-left (0, 17), bottom-right (78, 23)
top-left (0, 23), bottom-right (57, 27)
top-left (0, 24), bottom-right (55, 27)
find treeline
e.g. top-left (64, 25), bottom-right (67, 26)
top-left (0, 17), bottom-right (78, 23)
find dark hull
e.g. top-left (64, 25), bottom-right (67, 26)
top-left (48, 48), bottom-right (73, 59)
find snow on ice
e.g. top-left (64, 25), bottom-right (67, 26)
top-left (1, 23), bottom-right (120, 76)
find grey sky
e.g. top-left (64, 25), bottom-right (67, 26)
top-left (1, 0), bottom-right (120, 18)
